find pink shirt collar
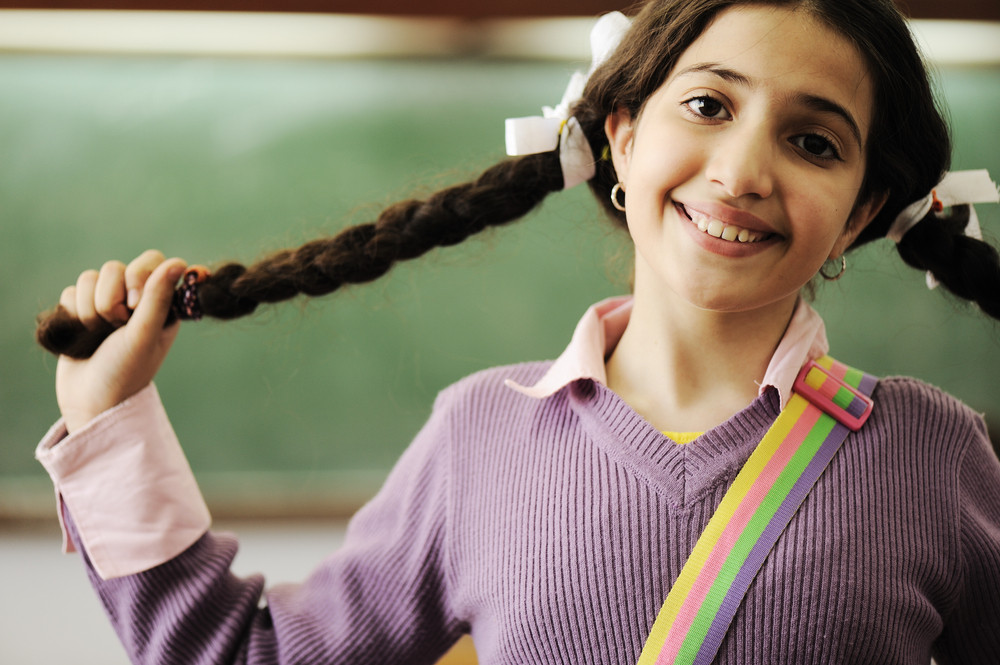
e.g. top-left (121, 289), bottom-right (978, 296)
top-left (506, 296), bottom-right (829, 408)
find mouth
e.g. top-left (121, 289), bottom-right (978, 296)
top-left (675, 203), bottom-right (776, 244)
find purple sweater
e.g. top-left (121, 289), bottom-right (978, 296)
top-left (70, 362), bottom-right (1000, 664)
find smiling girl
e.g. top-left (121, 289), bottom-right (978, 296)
top-left (601, 6), bottom-right (886, 433)
top-left (34, 1), bottom-right (1000, 663)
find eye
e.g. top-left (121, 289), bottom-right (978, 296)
top-left (791, 133), bottom-right (842, 161)
top-left (682, 95), bottom-right (731, 121)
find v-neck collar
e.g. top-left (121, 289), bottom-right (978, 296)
top-left (567, 379), bottom-right (782, 509)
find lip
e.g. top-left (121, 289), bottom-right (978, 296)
top-left (674, 201), bottom-right (782, 258)
top-left (679, 200), bottom-right (778, 235)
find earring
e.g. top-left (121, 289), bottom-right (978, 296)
top-left (611, 182), bottom-right (626, 212)
top-left (819, 256), bottom-right (847, 281)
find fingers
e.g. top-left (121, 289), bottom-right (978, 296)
top-left (59, 285), bottom-right (77, 317)
top-left (125, 249), bottom-right (166, 310)
top-left (62, 250), bottom-right (182, 333)
top-left (128, 257), bottom-right (187, 339)
top-left (95, 260), bottom-right (130, 325)
top-left (74, 270), bottom-right (100, 329)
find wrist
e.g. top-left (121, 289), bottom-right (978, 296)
top-left (60, 384), bottom-right (149, 435)
top-left (63, 409), bottom-right (101, 435)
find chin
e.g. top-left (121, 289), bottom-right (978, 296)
top-left (680, 284), bottom-right (800, 316)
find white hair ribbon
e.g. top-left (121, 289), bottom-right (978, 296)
top-left (886, 169), bottom-right (999, 288)
top-left (504, 11), bottom-right (632, 190)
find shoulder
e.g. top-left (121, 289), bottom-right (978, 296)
top-left (869, 375), bottom-right (989, 452)
top-left (874, 376), bottom-right (983, 425)
top-left (374, 362), bottom-right (560, 489)
top-left (431, 360), bottom-right (557, 415)
top-left (419, 361), bottom-right (578, 471)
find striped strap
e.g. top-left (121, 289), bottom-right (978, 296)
top-left (637, 356), bottom-right (877, 665)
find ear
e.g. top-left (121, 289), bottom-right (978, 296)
top-left (605, 107), bottom-right (636, 183)
top-left (830, 190), bottom-right (889, 258)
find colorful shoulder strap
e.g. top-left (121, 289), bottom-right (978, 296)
top-left (637, 356), bottom-right (877, 665)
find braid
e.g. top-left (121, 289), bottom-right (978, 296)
top-left (36, 151), bottom-right (564, 358)
top-left (896, 205), bottom-right (1000, 320)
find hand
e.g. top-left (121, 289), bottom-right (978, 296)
top-left (55, 250), bottom-right (188, 433)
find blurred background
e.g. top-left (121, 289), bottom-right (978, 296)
top-left (0, 1), bottom-right (998, 663)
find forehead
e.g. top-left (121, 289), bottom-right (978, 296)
top-left (671, 5), bottom-right (874, 134)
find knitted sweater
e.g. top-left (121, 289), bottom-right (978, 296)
top-left (65, 361), bottom-right (1000, 665)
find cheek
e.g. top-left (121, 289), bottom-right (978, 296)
top-left (626, 123), bottom-right (704, 190)
top-left (787, 188), bottom-right (855, 246)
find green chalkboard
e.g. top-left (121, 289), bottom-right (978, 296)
top-left (2, 54), bottom-right (998, 512)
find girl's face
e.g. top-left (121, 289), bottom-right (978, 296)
top-left (607, 4), bottom-right (885, 315)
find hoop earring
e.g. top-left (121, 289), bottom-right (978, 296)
top-left (610, 182), bottom-right (626, 212)
top-left (819, 256), bottom-right (847, 281)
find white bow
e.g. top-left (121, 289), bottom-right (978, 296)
top-left (504, 11), bottom-right (632, 189)
top-left (886, 169), bottom-right (998, 288)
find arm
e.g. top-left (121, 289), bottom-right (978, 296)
top-left (934, 417), bottom-right (1000, 663)
top-left (59, 400), bottom-right (461, 665)
top-left (37, 250), bottom-right (204, 575)
top-left (52, 249), bottom-right (187, 434)
top-left (40, 251), bottom-right (464, 663)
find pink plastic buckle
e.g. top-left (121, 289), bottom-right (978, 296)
top-left (793, 361), bottom-right (873, 432)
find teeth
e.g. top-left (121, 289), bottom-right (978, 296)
top-left (687, 210), bottom-right (766, 244)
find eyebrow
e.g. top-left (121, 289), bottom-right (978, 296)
top-left (672, 63), bottom-right (864, 149)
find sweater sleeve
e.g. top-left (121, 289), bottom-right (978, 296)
top-left (934, 416), bottom-right (1000, 664)
top-left (61, 393), bottom-right (464, 664)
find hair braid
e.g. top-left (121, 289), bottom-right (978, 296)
top-left (897, 206), bottom-right (1000, 319)
top-left (36, 151), bottom-right (564, 358)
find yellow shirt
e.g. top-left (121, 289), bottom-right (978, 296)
top-left (662, 431), bottom-right (703, 445)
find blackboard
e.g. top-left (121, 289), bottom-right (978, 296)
top-left (2, 53), bottom-right (998, 514)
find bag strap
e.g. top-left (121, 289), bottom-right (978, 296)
top-left (636, 356), bottom-right (877, 665)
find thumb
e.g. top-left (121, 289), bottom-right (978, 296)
top-left (129, 258), bottom-right (187, 341)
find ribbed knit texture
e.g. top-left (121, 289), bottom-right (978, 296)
top-left (69, 362), bottom-right (1000, 664)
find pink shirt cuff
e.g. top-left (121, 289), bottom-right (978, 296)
top-left (35, 383), bottom-right (211, 580)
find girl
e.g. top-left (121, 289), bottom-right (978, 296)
top-left (34, 0), bottom-right (1000, 663)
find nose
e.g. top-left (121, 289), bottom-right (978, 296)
top-left (704, 122), bottom-right (775, 200)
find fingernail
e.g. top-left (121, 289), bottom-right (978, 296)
top-left (127, 289), bottom-right (140, 309)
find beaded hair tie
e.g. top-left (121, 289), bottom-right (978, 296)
top-left (171, 265), bottom-right (210, 321)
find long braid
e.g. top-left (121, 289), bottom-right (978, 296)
top-left (36, 151), bottom-right (564, 358)
top-left (37, 0), bottom-right (1000, 358)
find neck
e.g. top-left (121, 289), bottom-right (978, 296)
top-left (606, 281), bottom-right (798, 434)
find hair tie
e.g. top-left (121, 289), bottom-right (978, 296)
top-left (930, 190), bottom-right (944, 214)
top-left (887, 170), bottom-right (997, 243)
top-left (172, 265), bottom-right (210, 321)
top-left (886, 170), bottom-right (998, 288)
top-left (504, 11), bottom-right (632, 190)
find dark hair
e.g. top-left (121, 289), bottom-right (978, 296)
top-left (36, 0), bottom-right (1000, 358)
top-left (36, 153), bottom-right (563, 359)
top-left (573, 0), bottom-right (999, 321)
